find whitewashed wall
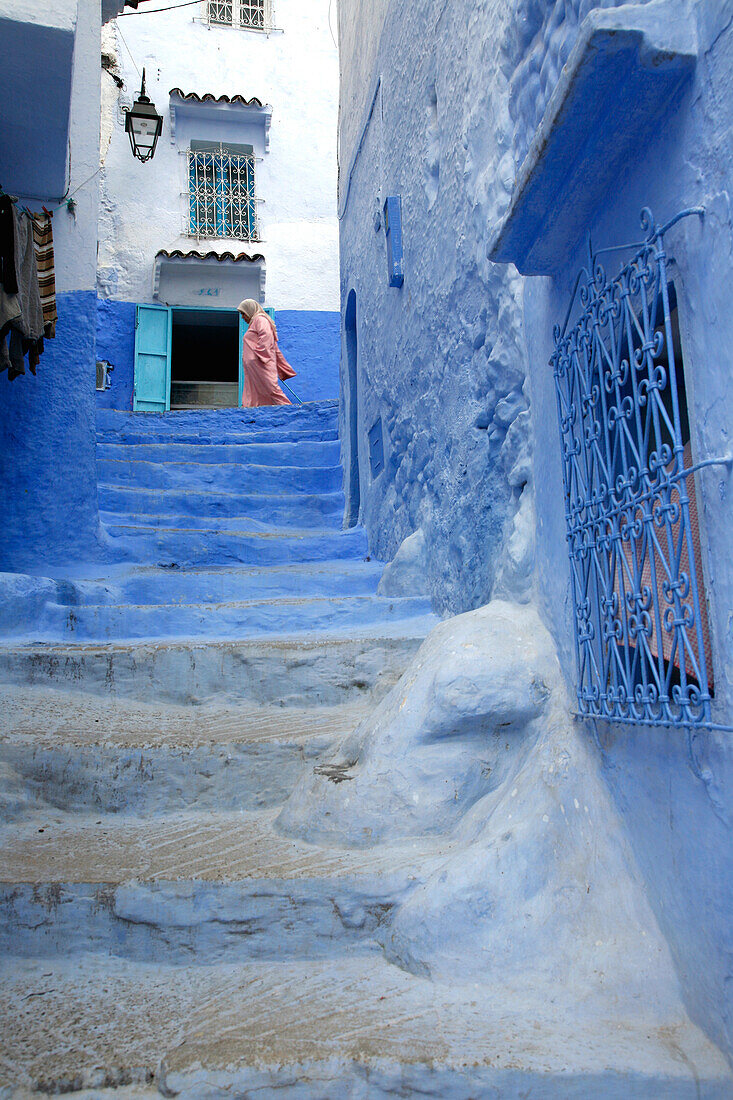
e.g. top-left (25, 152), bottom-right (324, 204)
top-left (98, 0), bottom-right (339, 311)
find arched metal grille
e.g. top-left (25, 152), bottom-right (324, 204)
top-left (188, 149), bottom-right (258, 241)
top-left (551, 207), bottom-right (713, 729)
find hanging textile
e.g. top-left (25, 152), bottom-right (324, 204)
top-left (0, 196), bottom-right (21, 371)
top-left (30, 211), bottom-right (57, 339)
top-left (0, 206), bottom-right (44, 379)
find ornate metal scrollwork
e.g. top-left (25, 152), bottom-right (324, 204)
top-left (552, 207), bottom-right (712, 729)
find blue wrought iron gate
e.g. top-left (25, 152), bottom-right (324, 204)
top-left (551, 207), bottom-right (714, 729)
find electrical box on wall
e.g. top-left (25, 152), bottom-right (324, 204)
top-left (383, 195), bottom-right (404, 287)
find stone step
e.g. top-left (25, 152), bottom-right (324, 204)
top-left (96, 401), bottom-right (339, 438)
top-left (0, 692), bottom-right (368, 816)
top-left (97, 486), bottom-right (346, 525)
top-left (0, 808), bottom-right (432, 964)
top-left (97, 439), bottom-right (342, 467)
top-left (9, 594), bottom-right (433, 644)
top-left (38, 562), bottom-right (384, 608)
top-left (96, 426), bottom-right (339, 446)
top-left (1, 734), bottom-right (335, 818)
top-left (101, 524), bottom-right (368, 567)
top-left (0, 626), bottom-right (434, 704)
top-left (0, 690), bottom-right (371, 820)
top-left (0, 694), bottom-right (368, 818)
top-left (100, 509), bottom-right (344, 531)
top-left (0, 687), bottom-right (371, 748)
top-left (1, 954), bottom-right (729, 1098)
top-left (97, 458), bottom-right (343, 493)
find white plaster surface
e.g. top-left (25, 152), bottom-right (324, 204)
top-left (52, 0), bottom-right (101, 295)
top-left (278, 600), bottom-right (705, 1018)
top-left (98, 0), bottom-right (339, 310)
top-left (376, 527), bottom-right (430, 597)
top-left (0, 0), bottom-right (77, 31)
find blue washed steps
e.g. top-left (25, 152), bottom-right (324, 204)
top-left (0, 401), bottom-right (437, 652)
top-left (97, 487), bottom-right (345, 525)
top-left (23, 562), bottom-right (385, 607)
top-left (103, 523), bottom-right (368, 567)
top-left (96, 428), bottom-right (339, 446)
top-left (15, 595), bottom-right (433, 644)
top-left (0, 403), bottom-right (448, 1098)
top-left (96, 401), bottom-right (339, 440)
top-left (98, 439), bottom-right (342, 466)
top-left (101, 505), bottom-right (344, 530)
top-left (3, 405), bottom-right (726, 1098)
top-left (98, 458), bottom-right (342, 493)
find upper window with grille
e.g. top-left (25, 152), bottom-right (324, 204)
top-left (551, 206), bottom-right (714, 730)
top-left (207, 0), bottom-right (272, 31)
top-left (188, 141), bottom-right (258, 242)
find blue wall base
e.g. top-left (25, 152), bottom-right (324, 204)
top-left (96, 302), bottom-right (340, 411)
top-left (96, 298), bottom-right (136, 410)
top-left (0, 290), bottom-right (100, 571)
top-left (274, 311), bottom-right (340, 403)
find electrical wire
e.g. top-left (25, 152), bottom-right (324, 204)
top-left (116, 23), bottom-right (141, 76)
top-left (117, 0), bottom-right (202, 14)
top-left (327, 0), bottom-right (337, 49)
top-left (58, 166), bottom-right (103, 208)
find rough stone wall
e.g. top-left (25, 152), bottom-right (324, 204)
top-left (506, 0), bottom-right (654, 169)
top-left (338, 0), bottom-right (542, 615)
top-left (337, 0), bottom-right (733, 1067)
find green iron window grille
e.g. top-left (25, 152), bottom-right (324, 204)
top-left (188, 146), bottom-right (258, 241)
top-left (551, 206), bottom-right (716, 730)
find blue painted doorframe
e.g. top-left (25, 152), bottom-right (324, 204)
top-left (133, 304), bottom-right (172, 412)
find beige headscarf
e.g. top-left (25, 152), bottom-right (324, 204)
top-left (238, 299), bottom-right (277, 336)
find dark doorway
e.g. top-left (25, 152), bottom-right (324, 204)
top-left (170, 308), bottom-right (239, 408)
top-left (344, 290), bottom-right (360, 526)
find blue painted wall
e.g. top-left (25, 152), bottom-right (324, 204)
top-left (96, 303), bottom-right (339, 409)
top-left (522, 2), bottom-right (733, 1060)
top-left (96, 299), bottom-right (135, 410)
top-left (0, 290), bottom-right (100, 571)
top-left (338, 0), bottom-right (733, 1067)
top-left (274, 311), bottom-right (340, 402)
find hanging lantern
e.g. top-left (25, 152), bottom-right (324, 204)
top-left (123, 69), bottom-right (163, 162)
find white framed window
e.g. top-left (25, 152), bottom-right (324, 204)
top-left (206, 0), bottom-right (272, 31)
top-left (187, 141), bottom-right (259, 242)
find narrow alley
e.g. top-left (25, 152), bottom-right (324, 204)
top-left (1, 0), bottom-right (733, 1096)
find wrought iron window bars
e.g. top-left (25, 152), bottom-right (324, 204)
top-left (551, 205), bottom-right (722, 730)
top-left (188, 148), bottom-right (258, 241)
top-left (207, 0), bottom-right (270, 30)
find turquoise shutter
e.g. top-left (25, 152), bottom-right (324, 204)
top-left (133, 304), bottom-right (172, 412)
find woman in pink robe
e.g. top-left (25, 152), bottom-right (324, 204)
top-left (238, 298), bottom-right (296, 407)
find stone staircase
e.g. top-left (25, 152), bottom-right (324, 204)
top-left (0, 403), bottom-right (730, 1096)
